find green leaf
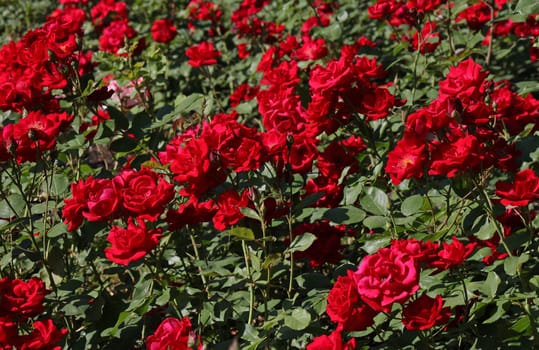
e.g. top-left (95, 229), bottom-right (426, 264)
top-left (481, 300), bottom-right (509, 324)
top-left (242, 325), bottom-right (266, 350)
top-left (362, 236), bottom-right (391, 254)
top-left (481, 272), bottom-right (501, 299)
top-left (0, 194), bottom-right (26, 217)
top-left (101, 311), bottom-right (137, 337)
top-left (175, 93), bottom-right (204, 113)
top-left (235, 101), bottom-right (253, 114)
top-left (511, 315), bottom-right (531, 334)
top-left (227, 227), bottom-right (255, 241)
top-left (504, 256), bottom-right (519, 276)
top-left (240, 207), bottom-right (262, 221)
top-left (360, 187), bottom-right (389, 215)
top-left (529, 276), bottom-right (539, 290)
top-left (287, 233), bottom-right (317, 253)
top-left (514, 0), bottom-right (539, 17)
top-left (474, 219), bottom-right (497, 240)
top-left (363, 215), bottom-right (389, 229)
top-left (51, 173), bottom-right (69, 196)
top-left (326, 23), bottom-right (342, 41)
top-left (155, 289), bottom-right (170, 306)
top-left (322, 206), bottom-right (366, 224)
top-left (516, 81), bottom-right (539, 95)
top-left (284, 308), bottom-right (311, 331)
top-left (400, 195), bottom-right (424, 216)
top-left (262, 253), bottom-right (282, 269)
top-left (296, 273), bottom-right (330, 289)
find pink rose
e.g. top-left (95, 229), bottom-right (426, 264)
top-left (353, 246), bottom-right (419, 312)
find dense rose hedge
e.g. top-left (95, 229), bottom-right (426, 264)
top-left (0, 0), bottom-right (539, 349)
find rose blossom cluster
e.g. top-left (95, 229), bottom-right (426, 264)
top-left (369, 0), bottom-right (538, 61)
top-left (186, 0), bottom-right (223, 36)
top-left (156, 0), bottom-right (399, 268)
top-left (0, 277), bottom-right (67, 349)
top-left (160, 43), bottom-right (394, 234)
top-left (89, 0), bottom-right (144, 55)
top-left (62, 167), bottom-right (175, 265)
top-left (0, 7), bottom-right (85, 113)
top-left (145, 317), bottom-right (203, 350)
top-left (309, 237), bottom-right (476, 348)
top-left (368, 0), bottom-right (447, 54)
top-left (0, 5), bottom-right (86, 164)
top-left (386, 58), bottom-right (539, 185)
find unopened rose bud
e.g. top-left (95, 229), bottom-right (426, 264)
top-left (286, 134), bottom-right (294, 147)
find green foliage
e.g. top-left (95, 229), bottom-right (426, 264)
top-left (1, 0), bottom-right (539, 349)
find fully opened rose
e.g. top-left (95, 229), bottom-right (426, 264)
top-left (105, 217), bottom-right (161, 266)
top-left (353, 246), bottom-right (420, 313)
top-left (402, 294), bottom-right (451, 331)
top-left (146, 317), bottom-right (202, 350)
top-left (2, 0), bottom-right (539, 348)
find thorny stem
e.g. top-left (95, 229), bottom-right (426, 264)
top-left (446, 2), bottom-right (456, 55)
top-left (5, 160), bottom-right (58, 293)
top-left (188, 228), bottom-right (209, 294)
top-left (473, 176), bottom-right (512, 257)
top-left (242, 240), bottom-right (254, 325)
top-left (287, 213), bottom-right (294, 298)
top-left (485, 0), bottom-right (495, 66)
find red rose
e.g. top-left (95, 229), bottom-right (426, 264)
top-left (358, 86), bottom-right (395, 120)
top-left (438, 58), bottom-right (487, 102)
top-left (0, 277), bottom-right (48, 319)
top-left (385, 137), bottom-right (427, 185)
top-left (455, 2), bottom-right (491, 30)
top-left (309, 59), bottom-right (353, 95)
top-left (409, 21), bottom-right (440, 54)
top-left (91, 0), bottom-right (128, 28)
top-left (317, 142), bottom-right (359, 180)
top-left (293, 37), bottom-right (328, 61)
top-left (166, 198), bottom-right (217, 230)
top-left (430, 236), bottom-right (477, 271)
top-left (306, 330), bottom-right (356, 350)
top-left (428, 134), bottom-right (481, 178)
top-left (105, 218), bottom-right (161, 266)
top-left (119, 167), bottom-right (175, 221)
top-left (287, 134), bottom-right (318, 174)
top-left (212, 190), bottom-right (250, 231)
top-left (496, 169), bottom-right (539, 207)
top-left (83, 177), bottom-right (122, 222)
top-left (0, 317), bottom-right (17, 344)
top-left (9, 111), bottom-right (73, 163)
top-left (99, 19), bottom-right (138, 55)
top-left (237, 43), bottom-right (250, 59)
top-left (368, 0), bottom-right (397, 19)
top-left (146, 317), bottom-right (202, 350)
top-left (327, 270), bottom-right (378, 331)
top-left (151, 19), bottom-right (177, 43)
top-left (391, 238), bottom-right (439, 267)
top-left (304, 177), bottom-right (343, 208)
top-left (353, 246), bottom-right (419, 312)
top-left (185, 41), bottom-right (220, 67)
top-left (161, 133), bottom-right (227, 198)
top-left (0, 127), bottom-right (12, 163)
top-left (229, 83), bottom-right (258, 107)
top-left (18, 319), bottom-right (67, 350)
top-left (402, 294), bottom-right (451, 331)
top-left (201, 113), bottom-right (266, 172)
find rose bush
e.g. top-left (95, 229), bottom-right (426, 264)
top-left (0, 0), bottom-right (539, 349)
